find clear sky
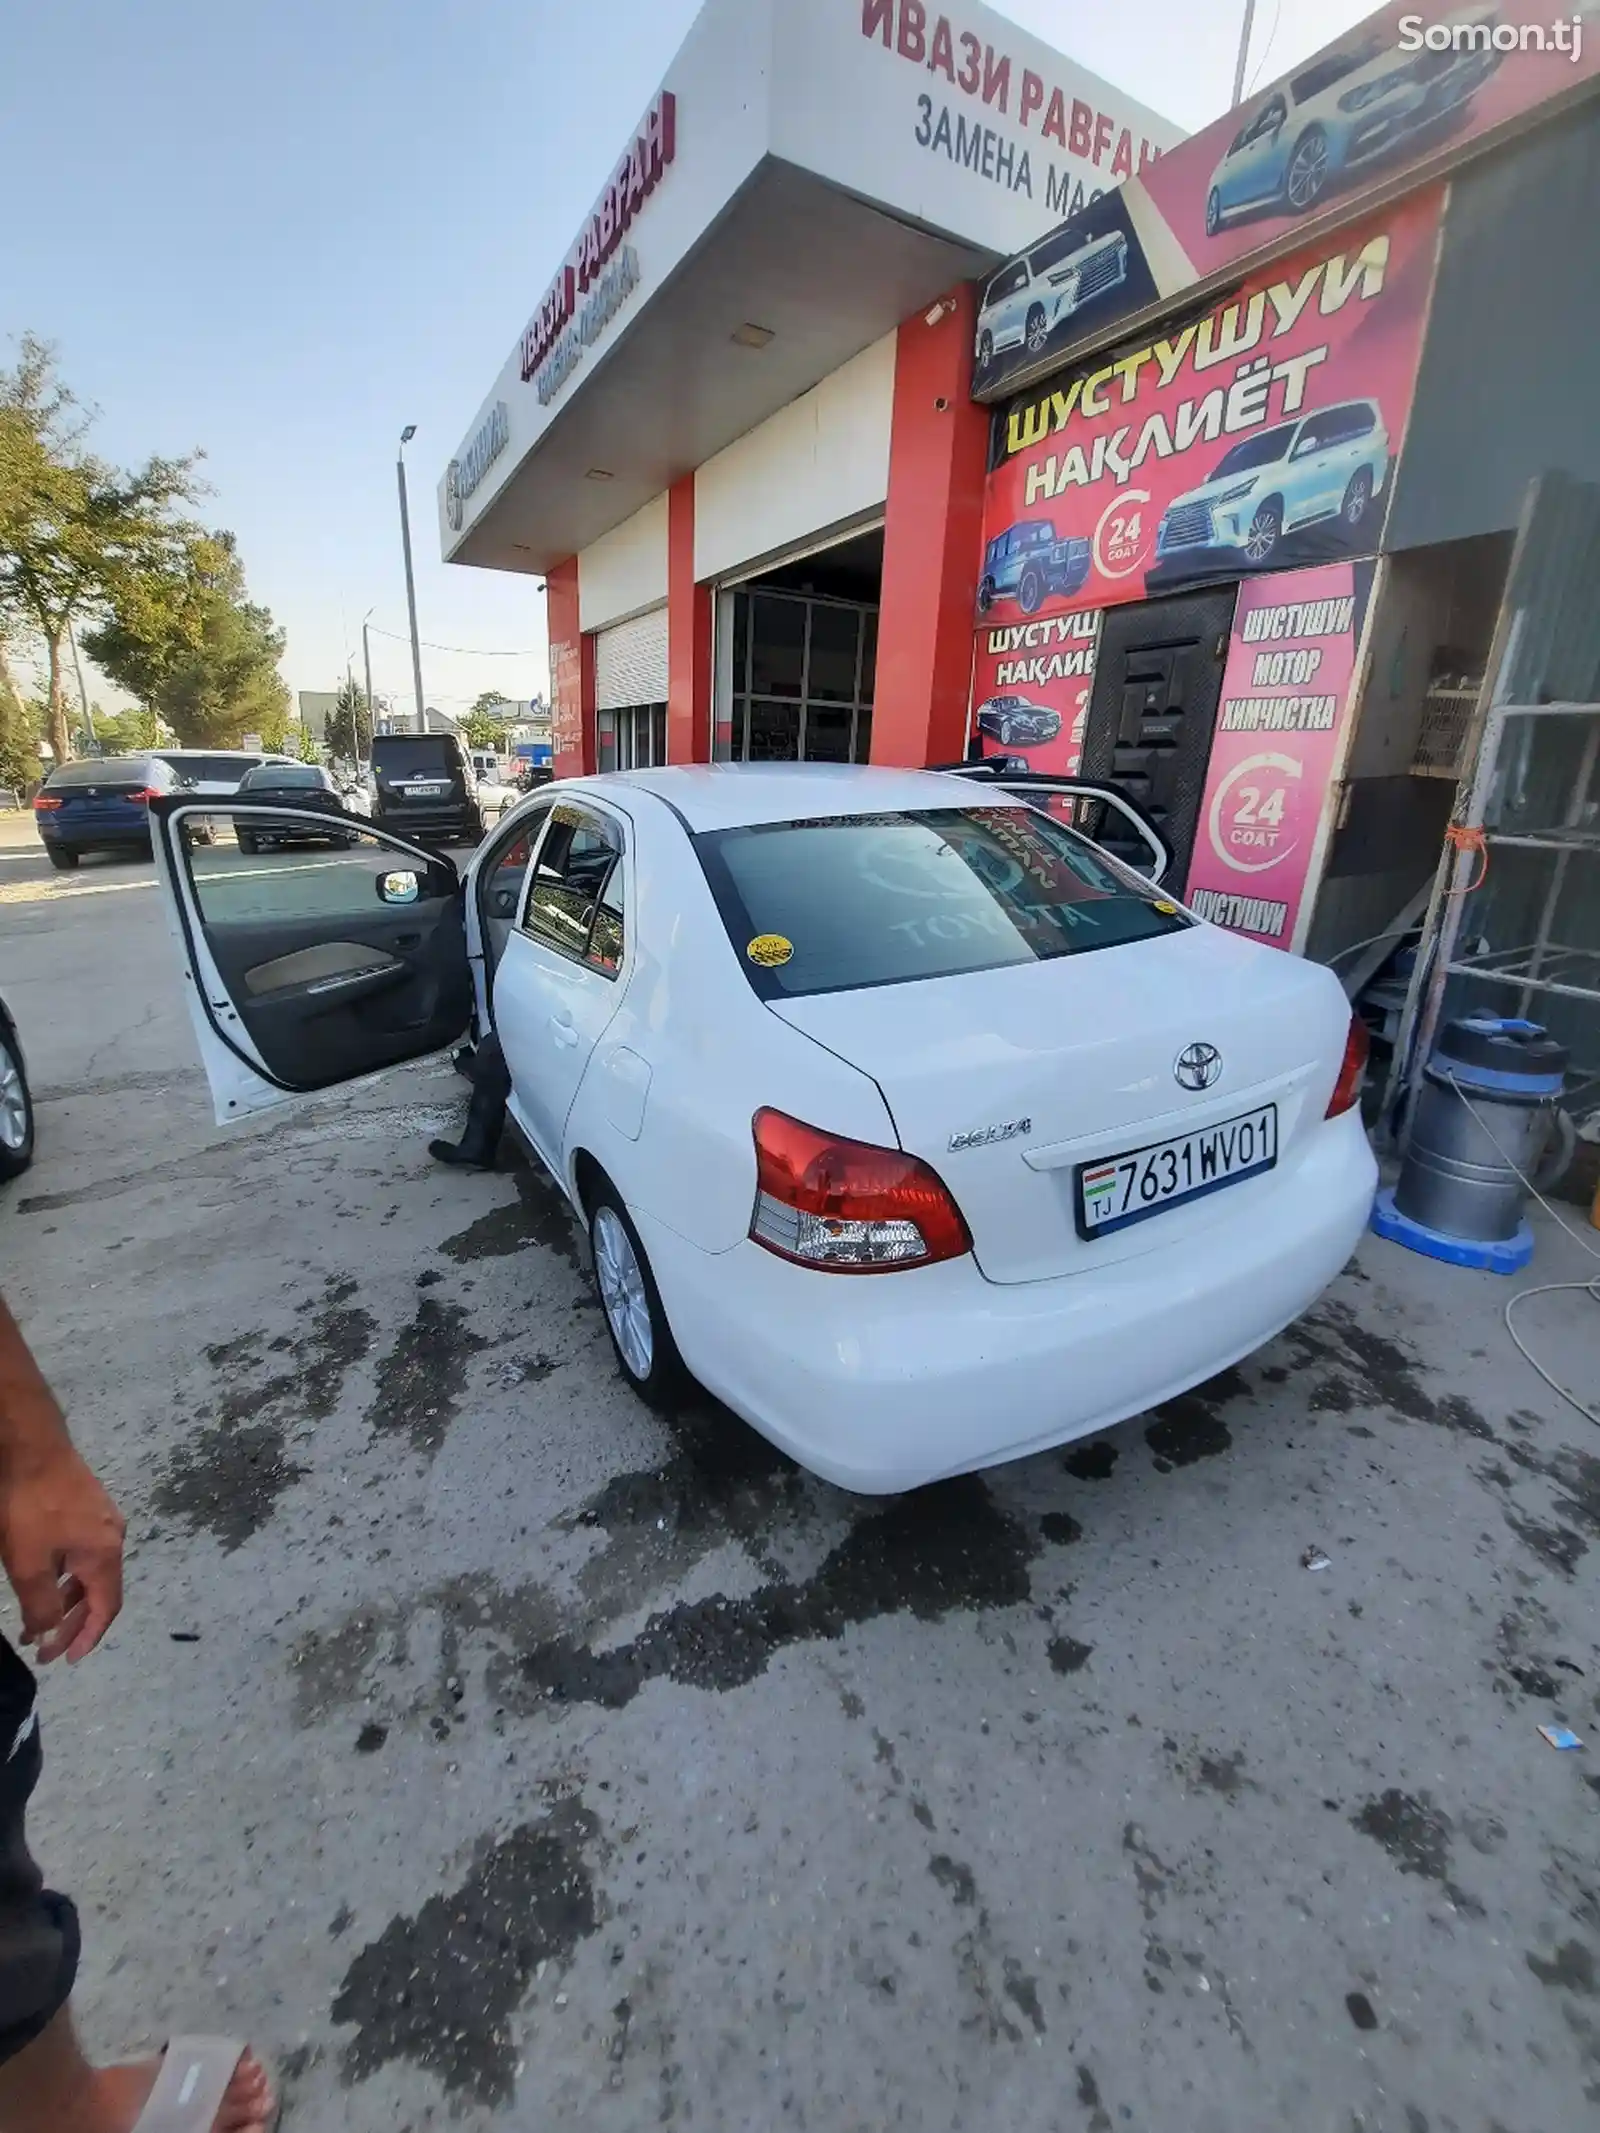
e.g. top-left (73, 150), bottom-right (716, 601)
top-left (2, 0), bottom-right (1374, 720)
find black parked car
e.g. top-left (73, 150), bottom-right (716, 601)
top-left (233, 762), bottom-right (359, 853)
top-left (0, 993), bottom-right (34, 1182)
top-left (370, 732), bottom-right (483, 844)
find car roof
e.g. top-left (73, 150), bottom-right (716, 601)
top-left (597, 764), bottom-right (1016, 834)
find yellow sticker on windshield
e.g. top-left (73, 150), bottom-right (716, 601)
top-left (1154, 900), bottom-right (1179, 914)
top-left (747, 933), bottom-right (794, 968)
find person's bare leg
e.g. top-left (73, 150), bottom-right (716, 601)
top-left (0, 2009), bottom-right (273, 2133)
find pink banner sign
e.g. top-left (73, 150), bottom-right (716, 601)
top-left (1184, 561), bottom-right (1372, 948)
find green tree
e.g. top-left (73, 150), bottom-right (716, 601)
top-left (85, 526), bottom-right (291, 749)
top-left (292, 720), bottom-right (321, 764)
top-left (324, 674), bottom-right (372, 764)
top-left (0, 336), bottom-right (202, 767)
top-left (0, 646), bottom-right (41, 793)
top-left (91, 703), bottom-right (166, 754)
top-left (460, 690), bottom-right (515, 750)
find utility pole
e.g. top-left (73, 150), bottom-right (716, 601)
top-left (397, 425), bottom-right (427, 733)
top-left (361, 608), bottom-right (376, 763)
top-left (1231, 0), bottom-right (1258, 107)
top-left (67, 621), bottom-right (97, 751)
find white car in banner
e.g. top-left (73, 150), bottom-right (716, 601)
top-left (975, 228), bottom-right (1130, 371)
top-left (1155, 399), bottom-right (1390, 571)
top-left (148, 766), bottom-right (1375, 1494)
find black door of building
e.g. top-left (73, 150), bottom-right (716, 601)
top-left (1078, 587), bottom-right (1238, 889)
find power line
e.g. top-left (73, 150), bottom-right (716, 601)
top-left (365, 623), bottom-right (547, 659)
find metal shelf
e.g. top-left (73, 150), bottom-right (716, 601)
top-left (1442, 940), bottom-right (1600, 1005)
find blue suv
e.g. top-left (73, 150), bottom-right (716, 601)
top-left (977, 520), bottom-right (1093, 616)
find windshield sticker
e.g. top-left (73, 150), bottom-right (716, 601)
top-left (747, 934), bottom-right (794, 968)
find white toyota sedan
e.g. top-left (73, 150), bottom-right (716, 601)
top-left (149, 766), bottom-right (1376, 1494)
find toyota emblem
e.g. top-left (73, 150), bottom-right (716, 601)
top-left (1175, 1042), bottom-right (1222, 1091)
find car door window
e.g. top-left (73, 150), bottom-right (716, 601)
top-left (187, 823), bottom-right (453, 926)
top-left (520, 805), bottom-right (625, 976)
top-left (480, 803), bottom-right (550, 971)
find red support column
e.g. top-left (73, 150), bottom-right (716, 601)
top-left (546, 556), bottom-right (596, 779)
top-left (872, 284), bottom-right (992, 766)
top-left (668, 474), bottom-right (712, 764)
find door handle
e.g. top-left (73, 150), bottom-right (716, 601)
top-left (550, 1013), bottom-right (580, 1049)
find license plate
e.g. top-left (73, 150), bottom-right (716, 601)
top-left (401, 782), bottom-right (446, 797)
top-left (1075, 1104), bottom-right (1278, 1239)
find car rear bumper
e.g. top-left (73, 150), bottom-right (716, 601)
top-left (373, 805), bottom-right (477, 837)
top-left (635, 1110), bottom-right (1377, 1494)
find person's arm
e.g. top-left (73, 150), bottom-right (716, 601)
top-left (0, 1297), bottom-right (124, 1663)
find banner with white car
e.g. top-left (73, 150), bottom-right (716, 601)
top-left (971, 0), bottom-right (1600, 401)
top-left (976, 188), bottom-right (1440, 630)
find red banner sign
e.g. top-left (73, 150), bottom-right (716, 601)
top-left (1184, 561), bottom-right (1374, 947)
top-left (977, 190), bottom-right (1440, 629)
top-left (969, 608), bottom-right (1101, 773)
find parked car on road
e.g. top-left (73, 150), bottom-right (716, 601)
top-left (975, 228), bottom-right (1129, 371)
top-left (1154, 399), bottom-right (1390, 572)
top-left (975, 697), bottom-right (1062, 749)
top-left (154, 746), bottom-right (300, 847)
top-left (233, 762), bottom-right (359, 853)
top-left (148, 764), bottom-right (1375, 1495)
top-left (977, 520), bottom-right (1093, 615)
top-left (1203, 13), bottom-right (1501, 235)
top-left (370, 732), bottom-right (482, 845)
top-left (31, 753), bottom-right (185, 869)
top-left (477, 775), bottom-right (523, 828)
top-left (0, 993), bottom-right (34, 1182)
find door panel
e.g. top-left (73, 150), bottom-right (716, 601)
top-left (1077, 588), bottom-right (1237, 890)
top-left (155, 801), bottom-right (472, 1105)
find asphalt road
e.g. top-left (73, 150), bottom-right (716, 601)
top-left (1, 812), bottom-right (1597, 2133)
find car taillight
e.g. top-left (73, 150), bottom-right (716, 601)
top-left (1325, 1011), bottom-right (1370, 1120)
top-left (749, 1108), bottom-right (972, 1274)
top-left (125, 788), bottom-right (162, 804)
top-left (31, 794), bottom-right (61, 811)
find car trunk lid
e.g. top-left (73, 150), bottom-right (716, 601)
top-left (769, 925), bottom-right (1348, 1284)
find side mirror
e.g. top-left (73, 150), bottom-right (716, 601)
top-left (378, 869), bottom-right (420, 906)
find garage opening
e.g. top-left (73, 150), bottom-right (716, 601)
top-left (717, 527), bottom-right (882, 764)
top-left (596, 605), bottom-right (668, 771)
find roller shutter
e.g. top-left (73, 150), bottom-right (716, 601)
top-left (595, 605), bottom-right (668, 711)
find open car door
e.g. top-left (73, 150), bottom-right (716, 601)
top-left (938, 763), bottom-right (1174, 885)
top-left (151, 796), bottom-right (474, 1125)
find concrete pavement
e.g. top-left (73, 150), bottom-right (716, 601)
top-left (0, 812), bottom-right (1596, 2133)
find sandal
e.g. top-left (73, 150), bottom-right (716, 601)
top-left (132, 2038), bottom-right (278, 2132)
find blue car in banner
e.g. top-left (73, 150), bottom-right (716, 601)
top-left (977, 520), bottom-right (1093, 616)
top-left (1203, 11), bottom-right (1502, 236)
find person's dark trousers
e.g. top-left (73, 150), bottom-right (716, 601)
top-left (0, 1640), bottom-right (79, 2069)
top-left (430, 1032), bottom-right (510, 1169)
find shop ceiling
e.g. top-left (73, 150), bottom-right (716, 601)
top-left (453, 159), bottom-right (995, 578)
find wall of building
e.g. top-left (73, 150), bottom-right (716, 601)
top-left (693, 333), bottom-right (895, 583)
top-left (1386, 101), bottom-right (1600, 552)
top-left (579, 493), bottom-right (670, 633)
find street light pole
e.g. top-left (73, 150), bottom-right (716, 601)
top-left (1231, 0), bottom-right (1258, 106)
top-left (361, 607), bottom-right (376, 765)
top-left (396, 425), bottom-right (427, 734)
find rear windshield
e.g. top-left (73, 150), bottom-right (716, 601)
top-left (242, 763), bottom-right (324, 788)
top-left (696, 806), bottom-right (1188, 999)
top-left (160, 753), bottom-right (264, 783)
top-left (372, 737), bottom-right (456, 771)
top-left (46, 757), bottom-right (161, 787)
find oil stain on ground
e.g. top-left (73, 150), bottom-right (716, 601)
top-left (512, 1477), bottom-right (1034, 1710)
top-left (438, 1145), bottom-right (586, 1271)
top-left (1144, 1369), bottom-right (1246, 1471)
top-left (154, 1278), bottom-right (376, 1549)
top-left (331, 1796), bottom-right (601, 2105)
top-left (365, 1297), bottom-right (488, 1456)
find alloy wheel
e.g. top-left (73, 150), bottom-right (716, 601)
top-left (1286, 132), bottom-right (1328, 209)
top-left (593, 1205), bottom-right (654, 1380)
top-left (0, 1044), bottom-right (27, 1153)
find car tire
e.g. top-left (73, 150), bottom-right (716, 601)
top-left (1024, 304), bottom-right (1049, 355)
top-left (0, 1028), bottom-right (35, 1182)
top-left (1341, 466), bottom-right (1374, 531)
top-left (1244, 500), bottom-right (1282, 565)
top-left (1285, 126), bottom-right (1329, 212)
top-left (1205, 186), bottom-right (1222, 238)
top-left (236, 830), bottom-right (257, 856)
top-left (588, 1184), bottom-right (689, 1412)
top-left (976, 577), bottom-right (996, 614)
top-left (1017, 565), bottom-right (1046, 615)
top-left (45, 846), bottom-right (79, 871)
top-left (977, 328), bottom-right (994, 370)
top-left (463, 809), bottom-right (485, 845)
